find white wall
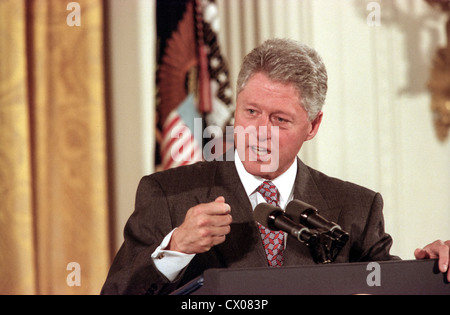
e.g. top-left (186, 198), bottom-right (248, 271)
top-left (307, 0), bottom-right (450, 259)
top-left (108, 0), bottom-right (450, 259)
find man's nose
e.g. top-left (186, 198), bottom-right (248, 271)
top-left (256, 115), bottom-right (272, 142)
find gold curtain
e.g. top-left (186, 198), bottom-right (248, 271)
top-left (0, 0), bottom-right (110, 294)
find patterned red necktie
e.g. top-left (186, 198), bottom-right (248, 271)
top-left (257, 181), bottom-right (284, 267)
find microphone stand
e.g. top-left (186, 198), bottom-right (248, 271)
top-left (306, 229), bottom-right (349, 264)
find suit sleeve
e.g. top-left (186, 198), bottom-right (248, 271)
top-left (101, 176), bottom-right (186, 295)
top-left (351, 192), bottom-right (401, 262)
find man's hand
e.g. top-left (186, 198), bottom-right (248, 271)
top-left (168, 196), bottom-right (232, 254)
top-left (414, 240), bottom-right (450, 281)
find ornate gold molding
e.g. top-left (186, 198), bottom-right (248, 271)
top-left (426, 0), bottom-right (450, 141)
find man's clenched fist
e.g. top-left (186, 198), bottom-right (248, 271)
top-left (168, 196), bottom-right (232, 254)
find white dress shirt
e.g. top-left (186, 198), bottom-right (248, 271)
top-left (234, 150), bottom-right (296, 211)
top-left (151, 151), bottom-right (297, 281)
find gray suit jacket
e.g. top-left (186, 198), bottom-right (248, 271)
top-left (101, 158), bottom-right (398, 295)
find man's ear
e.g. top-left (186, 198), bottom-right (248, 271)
top-left (306, 111), bottom-right (323, 141)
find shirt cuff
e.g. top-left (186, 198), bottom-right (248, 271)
top-left (151, 229), bottom-right (195, 282)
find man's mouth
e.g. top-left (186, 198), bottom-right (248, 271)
top-left (250, 145), bottom-right (271, 158)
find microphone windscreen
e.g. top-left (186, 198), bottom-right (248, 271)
top-left (254, 203), bottom-right (280, 228)
top-left (285, 199), bottom-right (317, 222)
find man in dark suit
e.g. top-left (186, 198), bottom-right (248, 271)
top-left (101, 39), bottom-right (449, 295)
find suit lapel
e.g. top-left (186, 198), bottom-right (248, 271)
top-left (283, 158), bottom-right (343, 266)
top-left (292, 159), bottom-right (332, 216)
top-left (293, 159), bottom-right (342, 223)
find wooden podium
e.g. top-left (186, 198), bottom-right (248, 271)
top-left (172, 259), bottom-right (449, 295)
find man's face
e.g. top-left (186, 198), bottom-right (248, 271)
top-left (234, 72), bottom-right (322, 180)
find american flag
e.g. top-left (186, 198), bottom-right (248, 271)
top-left (156, 0), bottom-right (234, 170)
top-left (160, 95), bottom-right (203, 170)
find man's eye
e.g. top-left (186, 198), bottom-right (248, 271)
top-left (248, 109), bottom-right (255, 114)
top-left (277, 117), bottom-right (286, 123)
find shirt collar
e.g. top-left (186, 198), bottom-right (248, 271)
top-left (234, 150), bottom-right (297, 205)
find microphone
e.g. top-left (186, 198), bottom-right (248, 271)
top-left (254, 203), bottom-right (318, 245)
top-left (285, 200), bottom-right (349, 244)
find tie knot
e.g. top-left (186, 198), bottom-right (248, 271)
top-left (257, 181), bottom-right (280, 207)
